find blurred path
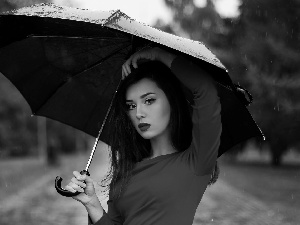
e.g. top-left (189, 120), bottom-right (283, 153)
top-left (0, 145), bottom-right (111, 225)
top-left (0, 150), bottom-right (293, 225)
top-left (194, 179), bottom-right (288, 225)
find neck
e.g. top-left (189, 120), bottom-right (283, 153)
top-left (148, 132), bottom-right (177, 159)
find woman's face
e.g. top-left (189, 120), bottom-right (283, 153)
top-left (125, 78), bottom-right (171, 140)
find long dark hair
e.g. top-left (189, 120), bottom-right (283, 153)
top-left (102, 60), bottom-right (219, 200)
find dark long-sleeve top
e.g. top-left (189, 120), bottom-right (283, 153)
top-left (88, 56), bottom-right (222, 225)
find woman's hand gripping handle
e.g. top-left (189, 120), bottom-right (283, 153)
top-left (55, 170), bottom-right (97, 204)
top-left (56, 171), bottom-right (104, 222)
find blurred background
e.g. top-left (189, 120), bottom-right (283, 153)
top-left (0, 0), bottom-right (299, 224)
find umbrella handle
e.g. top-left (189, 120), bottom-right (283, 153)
top-left (55, 170), bottom-right (90, 197)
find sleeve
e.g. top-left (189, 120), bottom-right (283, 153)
top-left (88, 200), bottom-right (123, 225)
top-left (171, 56), bottom-right (222, 176)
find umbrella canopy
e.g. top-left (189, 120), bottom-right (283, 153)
top-left (0, 3), bottom-right (263, 157)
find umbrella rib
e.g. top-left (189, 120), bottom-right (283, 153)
top-left (70, 43), bottom-right (131, 80)
top-left (30, 35), bottom-right (127, 41)
top-left (67, 39), bottom-right (129, 64)
top-left (31, 35), bottom-right (128, 54)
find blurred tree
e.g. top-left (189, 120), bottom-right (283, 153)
top-left (235, 0), bottom-right (300, 166)
top-left (164, 0), bottom-right (226, 47)
top-left (0, 0), bottom-right (52, 12)
top-left (163, 0), bottom-right (300, 166)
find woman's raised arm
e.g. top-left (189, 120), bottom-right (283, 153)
top-left (171, 56), bottom-right (222, 176)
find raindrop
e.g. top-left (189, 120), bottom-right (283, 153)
top-left (211, 218), bottom-right (214, 222)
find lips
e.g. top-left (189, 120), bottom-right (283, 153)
top-left (138, 123), bottom-right (151, 132)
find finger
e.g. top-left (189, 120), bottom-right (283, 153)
top-left (124, 61), bottom-right (131, 75)
top-left (64, 185), bottom-right (76, 193)
top-left (132, 54), bottom-right (140, 69)
top-left (73, 171), bottom-right (87, 181)
top-left (73, 171), bottom-right (81, 179)
top-left (83, 175), bottom-right (94, 186)
top-left (72, 171), bottom-right (94, 185)
top-left (122, 67), bottom-right (125, 80)
top-left (69, 182), bottom-right (84, 193)
top-left (71, 177), bottom-right (87, 189)
top-left (125, 55), bottom-right (133, 74)
top-left (122, 65), bottom-right (128, 79)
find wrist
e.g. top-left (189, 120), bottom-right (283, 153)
top-left (84, 195), bottom-right (101, 209)
top-left (155, 48), bottom-right (176, 68)
top-left (84, 196), bottom-right (104, 224)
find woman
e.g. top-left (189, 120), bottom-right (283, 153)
top-left (64, 47), bottom-right (222, 225)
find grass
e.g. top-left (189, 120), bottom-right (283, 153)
top-left (219, 158), bottom-right (300, 224)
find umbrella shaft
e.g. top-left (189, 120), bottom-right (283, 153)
top-left (85, 79), bottom-right (122, 171)
top-left (85, 137), bottom-right (99, 170)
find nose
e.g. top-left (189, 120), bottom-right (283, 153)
top-left (136, 105), bottom-right (146, 120)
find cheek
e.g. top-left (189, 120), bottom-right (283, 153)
top-left (127, 111), bottom-right (138, 127)
top-left (159, 101), bottom-right (171, 124)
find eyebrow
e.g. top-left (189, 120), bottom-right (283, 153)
top-left (126, 92), bottom-right (156, 102)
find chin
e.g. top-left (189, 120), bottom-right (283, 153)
top-left (138, 130), bottom-right (157, 139)
top-left (139, 133), bottom-right (154, 139)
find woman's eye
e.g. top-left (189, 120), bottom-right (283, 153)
top-left (145, 98), bottom-right (156, 105)
top-left (126, 104), bottom-right (136, 110)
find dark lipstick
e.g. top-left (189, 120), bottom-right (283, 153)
top-left (138, 123), bottom-right (151, 132)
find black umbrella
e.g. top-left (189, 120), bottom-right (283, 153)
top-left (0, 3), bottom-right (263, 197)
